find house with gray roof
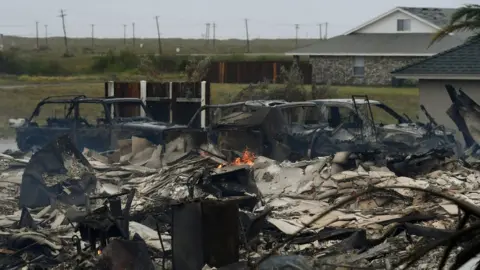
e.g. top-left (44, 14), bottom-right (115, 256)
top-left (285, 6), bottom-right (470, 86)
top-left (391, 38), bottom-right (480, 146)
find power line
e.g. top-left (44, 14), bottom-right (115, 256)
top-left (244, 19), bottom-right (250, 53)
top-left (58, 9), bottom-right (69, 55)
top-left (155, 16), bottom-right (163, 55)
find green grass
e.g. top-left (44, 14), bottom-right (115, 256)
top-left (3, 36), bottom-right (317, 55)
top-left (0, 82), bottom-right (419, 137)
top-left (0, 73), bottom-right (186, 84)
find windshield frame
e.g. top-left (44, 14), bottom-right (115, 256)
top-left (369, 103), bottom-right (410, 125)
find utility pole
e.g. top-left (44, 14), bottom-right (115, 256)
top-left (90, 24), bottom-right (95, 49)
top-left (58, 9), bottom-right (69, 55)
top-left (205, 23), bottom-right (210, 46)
top-left (212, 22), bottom-right (216, 49)
top-left (35, 21), bottom-right (39, 49)
top-left (44, 24), bottom-right (48, 46)
top-left (295, 24), bottom-right (299, 47)
top-left (123, 24), bottom-right (127, 45)
top-left (317, 23), bottom-right (323, 40)
top-left (155, 16), bottom-right (163, 55)
top-left (132, 22), bottom-right (135, 48)
top-left (244, 19), bottom-right (250, 53)
top-left (325, 22), bottom-right (328, 39)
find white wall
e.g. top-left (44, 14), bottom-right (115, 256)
top-left (356, 10), bottom-right (437, 34)
top-left (418, 79), bottom-right (480, 148)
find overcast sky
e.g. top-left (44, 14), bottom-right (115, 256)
top-left (0, 0), bottom-right (473, 39)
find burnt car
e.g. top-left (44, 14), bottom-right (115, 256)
top-left (309, 97), bottom-right (458, 156)
top-left (10, 95), bottom-right (190, 152)
top-left (188, 96), bottom-right (457, 172)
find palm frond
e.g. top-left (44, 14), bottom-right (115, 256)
top-left (429, 21), bottom-right (480, 47)
top-left (450, 5), bottom-right (480, 23)
top-left (430, 4), bottom-right (480, 47)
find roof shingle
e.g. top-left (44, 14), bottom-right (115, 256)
top-left (391, 38), bottom-right (480, 75)
top-left (399, 7), bottom-right (456, 27)
top-left (286, 33), bottom-right (467, 55)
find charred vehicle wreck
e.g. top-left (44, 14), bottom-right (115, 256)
top-left (9, 95), bottom-right (193, 153)
top-left (188, 96), bottom-right (457, 175)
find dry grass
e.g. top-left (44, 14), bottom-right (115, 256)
top-left (0, 82), bottom-right (419, 137)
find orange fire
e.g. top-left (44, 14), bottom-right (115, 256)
top-left (233, 149), bottom-right (256, 166)
top-left (97, 249), bottom-right (102, 255)
top-left (216, 149), bottom-right (256, 168)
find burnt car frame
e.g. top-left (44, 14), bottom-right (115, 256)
top-left (12, 95), bottom-right (190, 152)
top-left (187, 96), bottom-right (457, 163)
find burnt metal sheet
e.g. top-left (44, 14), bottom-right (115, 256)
top-left (171, 199), bottom-right (241, 270)
top-left (19, 134), bottom-right (95, 208)
top-left (202, 199), bottom-right (240, 267)
top-left (172, 202), bottom-right (204, 270)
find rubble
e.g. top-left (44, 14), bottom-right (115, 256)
top-left (6, 84), bottom-right (480, 270)
top-left (0, 134), bottom-right (477, 270)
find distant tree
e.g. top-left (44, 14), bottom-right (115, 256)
top-left (430, 4), bottom-right (480, 45)
top-left (185, 57), bottom-right (211, 82)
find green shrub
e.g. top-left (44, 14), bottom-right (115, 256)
top-left (90, 49), bottom-right (140, 72)
top-left (0, 50), bottom-right (24, 74)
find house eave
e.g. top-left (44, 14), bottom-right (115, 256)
top-left (392, 74), bottom-right (480, 80)
top-left (284, 52), bottom-right (435, 57)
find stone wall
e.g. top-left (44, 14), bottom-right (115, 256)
top-left (310, 56), bottom-right (425, 85)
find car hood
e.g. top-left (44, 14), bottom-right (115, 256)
top-left (380, 123), bottom-right (455, 137)
top-left (116, 121), bottom-right (189, 132)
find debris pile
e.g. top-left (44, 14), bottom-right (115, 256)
top-left (0, 134), bottom-right (479, 270)
top-left (3, 85), bottom-right (480, 269)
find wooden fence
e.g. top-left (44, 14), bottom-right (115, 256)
top-left (104, 81), bottom-right (210, 128)
top-left (205, 61), bottom-right (312, 84)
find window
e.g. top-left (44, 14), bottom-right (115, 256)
top-left (366, 104), bottom-right (403, 125)
top-left (327, 106), bottom-right (361, 128)
top-left (397, 19), bottom-right (411, 31)
top-left (78, 103), bottom-right (106, 126)
top-left (353, 56), bottom-right (365, 77)
top-left (31, 103), bottom-right (73, 126)
top-left (281, 106), bottom-right (326, 126)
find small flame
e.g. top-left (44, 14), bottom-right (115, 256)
top-left (233, 149), bottom-right (256, 166)
top-left (215, 149), bottom-right (256, 169)
top-left (97, 249), bottom-right (102, 255)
